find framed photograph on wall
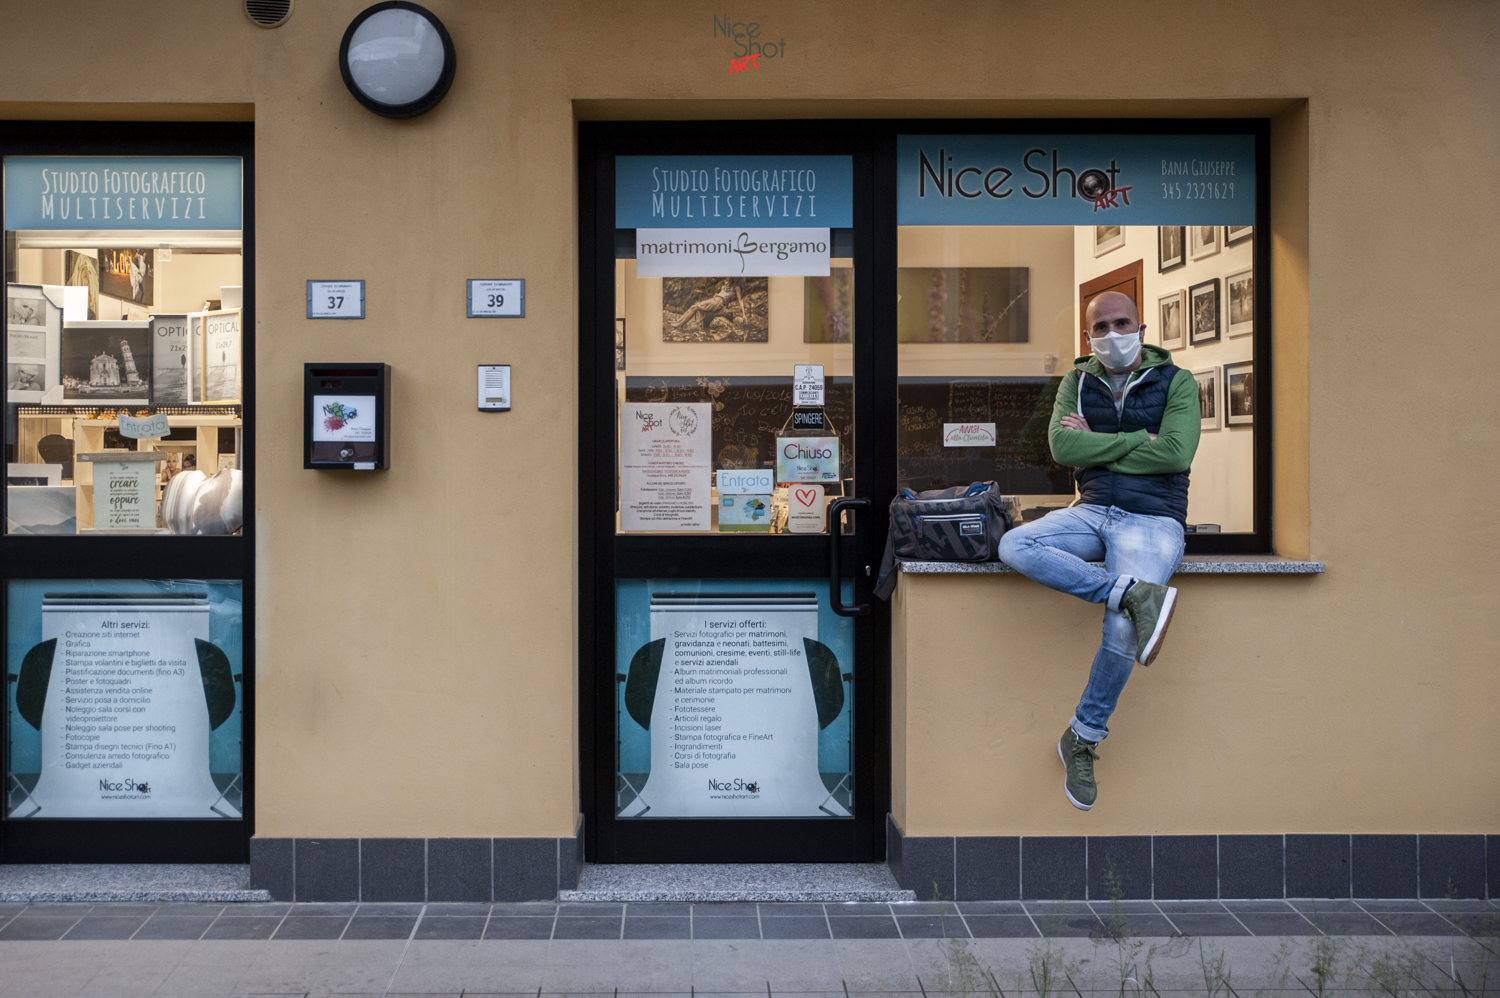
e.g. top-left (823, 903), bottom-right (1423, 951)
top-left (1189, 225), bottom-right (1220, 261)
top-left (1093, 225), bottom-right (1125, 257)
top-left (1157, 289), bottom-right (1186, 348)
top-left (1225, 224), bottom-right (1253, 246)
top-left (1188, 278), bottom-right (1220, 345)
top-left (1192, 367), bottom-right (1220, 430)
top-left (97, 248), bottom-right (154, 307)
top-left (1225, 267), bottom-right (1254, 337)
top-left (662, 277), bottom-right (768, 343)
top-left (1158, 226), bottom-right (1185, 272)
top-left (615, 317), bottom-right (626, 371)
top-left (1224, 360), bottom-right (1254, 426)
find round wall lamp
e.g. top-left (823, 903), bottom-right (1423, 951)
top-left (339, 2), bottom-right (456, 118)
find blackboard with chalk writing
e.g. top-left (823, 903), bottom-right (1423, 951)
top-left (897, 377), bottom-right (1073, 495)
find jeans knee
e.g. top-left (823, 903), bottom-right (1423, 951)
top-left (998, 527), bottom-right (1028, 565)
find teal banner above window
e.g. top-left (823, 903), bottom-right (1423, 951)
top-left (616, 155), bottom-right (852, 229)
top-left (898, 135), bottom-right (1254, 226)
top-left (4, 157), bottom-right (243, 230)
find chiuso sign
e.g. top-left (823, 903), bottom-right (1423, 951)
top-left (4, 156), bottom-right (243, 229)
top-left (897, 135), bottom-right (1254, 226)
top-left (616, 155), bottom-right (853, 228)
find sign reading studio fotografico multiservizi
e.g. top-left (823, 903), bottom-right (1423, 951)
top-left (618, 155), bottom-right (852, 278)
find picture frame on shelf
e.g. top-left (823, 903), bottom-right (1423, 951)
top-left (1225, 267), bottom-right (1254, 337)
top-left (202, 309), bottom-right (242, 403)
top-left (7, 283), bottom-right (64, 403)
top-left (1157, 289), bottom-right (1186, 348)
top-left (60, 319), bottom-right (152, 405)
top-left (1225, 224), bottom-right (1253, 246)
top-left (1158, 225), bottom-right (1185, 272)
top-left (1193, 367), bottom-right (1221, 430)
top-left (1224, 360), bottom-right (1254, 426)
top-left (1093, 225), bottom-right (1125, 257)
top-left (1189, 224), bottom-right (1220, 261)
top-left (1189, 278), bottom-right (1221, 346)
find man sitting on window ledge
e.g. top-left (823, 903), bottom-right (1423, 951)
top-left (997, 291), bottom-right (1201, 811)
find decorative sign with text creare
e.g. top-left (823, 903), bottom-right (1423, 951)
top-left (616, 156), bottom-right (852, 229)
top-left (4, 157), bottom-right (243, 230)
top-left (897, 135), bottom-right (1255, 226)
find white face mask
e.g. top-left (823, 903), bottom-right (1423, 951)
top-left (1089, 329), bottom-right (1143, 371)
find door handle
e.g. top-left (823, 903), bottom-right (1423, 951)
top-left (829, 497), bottom-right (871, 617)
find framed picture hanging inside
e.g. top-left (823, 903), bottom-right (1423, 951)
top-left (1158, 226), bottom-right (1185, 272)
top-left (1224, 360), bottom-right (1254, 426)
top-left (1225, 267), bottom-right (1254, 337)
top-left (1189, 278), bottom-right (1221, 346)
top-left (1093, 225), bottom-right (1125, 257)
top-left (1192, 366), bottom-right (1220, 430)
top-left (1225, 224), bottom-right (1253, 246)
top-left (1158, 289), bottom-right (1186, 348)
top-left (615, 317), bottom-right (627, 371)
top-left (1189, 224), bottom-right (1220, 261)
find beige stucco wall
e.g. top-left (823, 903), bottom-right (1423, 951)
top-left (0, 0), bottom-right (1494, 838)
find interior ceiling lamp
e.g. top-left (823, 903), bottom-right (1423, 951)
top-left (339, 2), bottom-right (456, 119)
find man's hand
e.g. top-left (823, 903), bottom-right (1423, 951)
top-left (1060, 413), bottom-right (1091, 432)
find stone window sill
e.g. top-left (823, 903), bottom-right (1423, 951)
top-left (898, 555), bottom-right (1324, 575)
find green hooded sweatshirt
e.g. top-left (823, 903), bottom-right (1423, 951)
top-left (1047, 344), bottom-right (1201, 476)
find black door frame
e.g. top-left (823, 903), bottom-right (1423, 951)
top-left (0, 120), bottom-right (255, 863)
top-left (579, 120), bottom-right (890, 863)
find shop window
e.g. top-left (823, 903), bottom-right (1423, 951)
top-left (896, 134), bottom-right (1262, 539)
top-left (5, 579), bottom-right (244, 819)
top-left (5, 157), bottom-right (244, 535)
top-left (612, 156), bottom-right (856, 536)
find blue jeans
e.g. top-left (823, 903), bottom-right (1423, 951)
top-left (997, 504), bottom-right (1184, 742)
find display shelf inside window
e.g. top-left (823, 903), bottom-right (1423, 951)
top-left (8, 405), bottom-right (242, 537)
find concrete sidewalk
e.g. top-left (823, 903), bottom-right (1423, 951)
top-left (0, 899), bottom-right (1495, 998)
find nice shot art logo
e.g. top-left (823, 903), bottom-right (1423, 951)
top-left (715, 15), bottom-right (785, 74)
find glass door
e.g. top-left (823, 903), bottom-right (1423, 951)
top-left (580, 123), bottom-right (887, 863)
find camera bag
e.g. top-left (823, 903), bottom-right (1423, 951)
top-left (872, 482), bottom-right (1013, 600)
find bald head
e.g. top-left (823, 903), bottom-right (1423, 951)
top-left (1085, 291), bottom-right (1142, 337)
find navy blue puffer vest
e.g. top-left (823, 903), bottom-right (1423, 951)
top-left (1073, 365), bottom-right (1191, 524)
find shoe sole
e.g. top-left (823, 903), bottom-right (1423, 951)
top-left (1057, 738), bottom-right (1094, 811)
top-left (1137, 586), bottom-right (1178, 667)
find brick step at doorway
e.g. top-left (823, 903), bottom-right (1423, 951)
top-left (560, 862), bottom-right (917, 901)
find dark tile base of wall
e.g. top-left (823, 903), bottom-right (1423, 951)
top-left (888, 817), bottom-right (1497, 900)
top-left (251, 819), bottom-right (583, 902)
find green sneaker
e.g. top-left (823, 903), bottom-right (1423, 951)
top-left (1120, 580), bottom-right (1178, 666)
top-left (1057, 727), bottom-right (1099, 810)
